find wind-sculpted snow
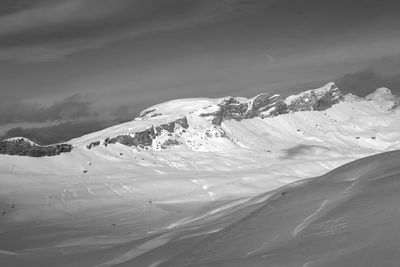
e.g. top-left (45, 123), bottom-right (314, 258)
top-left (1, 83), bottom-right (400, 266)
top-left (153, 150), bottom-right (400, 267)
top-left (2, 149), bottom-right (400, 266)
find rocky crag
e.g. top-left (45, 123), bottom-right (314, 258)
top-left (201, 82), bottom-right (342, 125)
top-left (0, 138), bottom-right (72, 157)
top-left (86, 117), bottom-right (189, 150)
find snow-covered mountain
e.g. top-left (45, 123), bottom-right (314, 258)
top-left (1, 82), bottom-right (400, 266)
top-left (1, 82), bottom-right (396, 155)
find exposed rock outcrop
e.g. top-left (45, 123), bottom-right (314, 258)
top-left (161, 139), bottom-right (182, 149)
top-left (0, 138), bottom-right (72, 157)
top-left (245, 93), bottom-right (288, 118)
top-left (201, 82), bottom-right (343, 125)
top-left (91, 117), bottom-right (189, 149)
top-left (200, 97), bottom-right (249, 126)
top-left (105, 128), bottom-right (156, 147)
top-left (86, 141), bottom-right (100, 149)
top-left (285, 82), bottom-right (343, 112)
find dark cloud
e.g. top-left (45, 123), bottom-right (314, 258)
top-left (0, 94), bottom-right (96, 124)
top-left (0, 93), bottom-right (141, 144)
top-left (336, 69), bottom-right (400, 97)
top-left (0, 120), bottom-right (120, 145)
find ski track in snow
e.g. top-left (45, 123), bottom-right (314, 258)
top-left (86, 187), bottom-right (95, 196)
top-left (293, 200), bottom-right (328, 237)
top-left (119, 183), bottom-right (134, 193)
top-left (104, 183), bottom-right (126, 199)
top-left (153, 169), bottom-right (167, 175)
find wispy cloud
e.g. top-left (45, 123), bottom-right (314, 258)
top-left (0, 0), bottom-right (227, 62)
top-left (0, 1), bottom-right (95, 36)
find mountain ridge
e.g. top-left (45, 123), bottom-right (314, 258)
top-left (0, 82), bottom-right (398, 157)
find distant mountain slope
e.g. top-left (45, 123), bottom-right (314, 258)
top-left (69, 83), bottom-right (400, 155)
top-left (1, 82), bottom-right (398, 157)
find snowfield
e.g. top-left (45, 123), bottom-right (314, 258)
top-left (1, 84), bottom-right (400, 266)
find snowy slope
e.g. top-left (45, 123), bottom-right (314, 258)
top-left (152, 150), bottom-right (400, 267)
top-left (2, 149), bottom-right (400, 266)
top-left (63, 83), bottom-right (399, 154)
top-left (0, 83), bottom-right (400, 266)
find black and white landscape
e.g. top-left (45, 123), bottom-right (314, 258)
top-left (1, 1), bottom-right (400, 267)
top-left (1, 84), bottom-right (400, 266)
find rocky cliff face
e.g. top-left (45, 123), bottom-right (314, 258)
top-left (199, 93), bottom-right (288, 126)
top-left (245, 93), bottom-right (287, 118)
top-left (285, 82), bottom-right (343, 112)
top-left (201, 82), bottom-right (343, 125)
top-left (200, 97), bottom-right (249, 125)
top-left (0, 138), bottom-right (72, 157)
top-left (86, 117), bottom-right (189, 149)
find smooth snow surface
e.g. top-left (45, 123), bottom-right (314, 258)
top-left (1, 88), bottom-right (400, 266)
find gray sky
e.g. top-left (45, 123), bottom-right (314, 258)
top-left (1, 0), bottom-right (400, 144)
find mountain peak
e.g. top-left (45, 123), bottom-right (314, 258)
top-left (365, 87), bottom-right (395, 101)
top-left (284, 82), bottom-right (342, 112)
